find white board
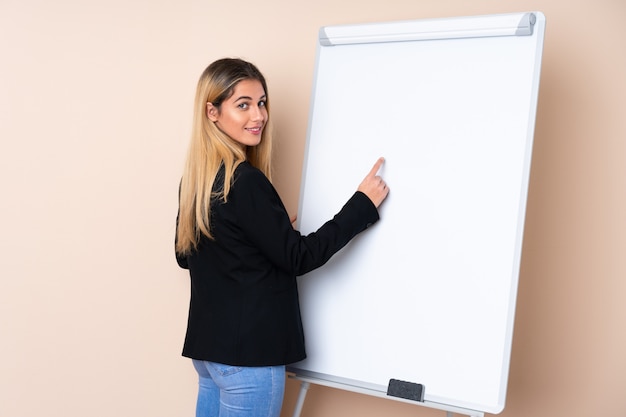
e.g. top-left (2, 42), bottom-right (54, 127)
top-left (291, 12), bottom-right (545, 415)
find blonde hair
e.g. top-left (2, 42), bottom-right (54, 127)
top-left (176, 58), bottom-right (274, 255)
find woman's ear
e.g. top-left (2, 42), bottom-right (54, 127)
top-left (206, 102), bottom-right (219, 122)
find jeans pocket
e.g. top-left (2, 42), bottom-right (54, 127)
top-left (208, 361), bottom-right (243, 377)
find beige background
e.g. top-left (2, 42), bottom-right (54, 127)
top-left (0, 1), bottom-right (624, 417)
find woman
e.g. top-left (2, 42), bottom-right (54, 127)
top-left (175, 58), bottom-right (389, 417)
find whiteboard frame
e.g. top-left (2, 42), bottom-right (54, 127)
top-left (290, 11), bottom-right (545, 415)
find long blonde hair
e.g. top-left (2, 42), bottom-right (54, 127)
top-left (176, 58), bottom-right (274, 255)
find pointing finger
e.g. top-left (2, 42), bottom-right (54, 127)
top-left (367, 157), bottom-right (385, 178)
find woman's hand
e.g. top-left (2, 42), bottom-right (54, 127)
top-left (357, 157), bottom-right (389, 208)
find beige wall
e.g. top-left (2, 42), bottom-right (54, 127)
top-left (0, 1), bottom-right (624, 416)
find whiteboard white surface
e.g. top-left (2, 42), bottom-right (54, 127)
top-left (291, 12), bottom-right (545, 414)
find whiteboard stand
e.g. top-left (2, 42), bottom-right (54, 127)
top-left (291, 380), bottom-right (310, 417)
top-left (288, 374), bottom-right (484, 417)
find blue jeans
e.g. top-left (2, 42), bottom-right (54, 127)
top-left (192, 360), bottom-right (286, 417)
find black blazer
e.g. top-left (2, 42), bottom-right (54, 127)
top-left (176, 162), bottom-right (379, 366)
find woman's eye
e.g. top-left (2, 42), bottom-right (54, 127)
top-left (259, 100), bottom-right (266, 107)
top-left (238, 103), bottom-right (249, 109)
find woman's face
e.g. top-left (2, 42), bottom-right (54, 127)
top-left (207, 78), bottom-right (268, 148)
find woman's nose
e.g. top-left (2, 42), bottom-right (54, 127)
top-left (250, 105), bottom-right (265, 121)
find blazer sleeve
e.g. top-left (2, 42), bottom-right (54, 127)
top-left (174, 180), bottom-right (189, 270)
top-left (174, 210), bottom-right (189, 270)
top-left (230, 167), bottom-right (379, 276)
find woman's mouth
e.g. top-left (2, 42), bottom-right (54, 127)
top-left (246, 126), bottom-right (263, 135)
